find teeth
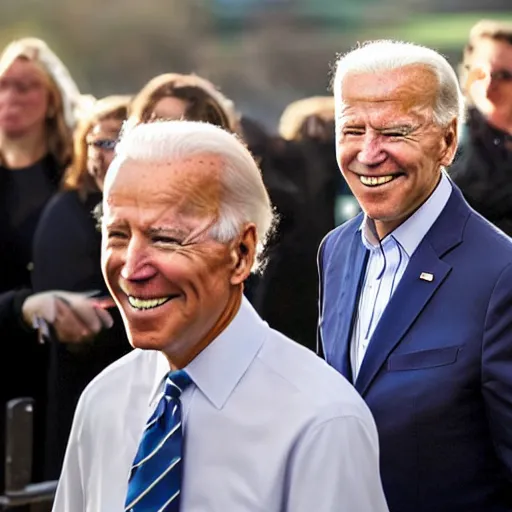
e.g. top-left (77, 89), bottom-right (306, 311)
top-left (128, 296), bottom-right (171, 310)
top-left (360, 175), bottom-right (395, 186)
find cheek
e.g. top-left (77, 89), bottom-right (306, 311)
top-left (101, 247), bottom-right (118, 286)
top-left (24, 92), bottom-right (49, 121)
top-left (490, 83), bottom-right (512, 102)
top-left (103, 152), bottom-right (115, 169)
top-left (336, 144), bottom-right (353, 172)
top-left (161, 247), bottom-right (231, 294)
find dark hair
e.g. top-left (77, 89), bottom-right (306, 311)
top-left (129, 73), bottom-right (239, 133)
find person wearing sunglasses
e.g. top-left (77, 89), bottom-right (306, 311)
top-left (30, 95), bottom-right (134, 480)
top-left (450, 19), bottom-right (512, 236)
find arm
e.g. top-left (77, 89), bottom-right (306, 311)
top-left (0, 288), bottom-right (33, 336)
top-left (482, 261), bottom-right (512, 478)
top-left (285, 414), bottom-right (389, 512)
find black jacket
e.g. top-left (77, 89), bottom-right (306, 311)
top-left (450, 109), bottom-right (512, 236)
top-left (32, 189), bottom-right (132, 479)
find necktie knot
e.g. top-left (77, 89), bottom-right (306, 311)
top-left (165, 369), bottom-right (192, 400)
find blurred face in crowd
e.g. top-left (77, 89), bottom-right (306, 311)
top-left (466, 37), bottom-right (512, 132)
top-left (0, 58), bottom-right (50, 138)
top-left (101, 153), bottom-right (254, 365)
top-left (151, 96), bottom-right (188, 120)
top-left (86, 118), bottom-right (123, 191)
top-left (335, 65), bottom-right (457, 239)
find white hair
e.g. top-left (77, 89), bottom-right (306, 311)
top-left (333, 40), bottom-right (465, 130)
top-left (110, 120), bottom-right (275, 271)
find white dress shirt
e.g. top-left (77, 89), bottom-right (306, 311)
top-left (351, 172), bottom-right (452, 377)
top-left (53, 297), bottom-right (389, 512)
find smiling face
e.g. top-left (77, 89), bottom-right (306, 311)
top-left (0, 58), bottom-right (50, 138)
top-left (335, 65), bottom-right (457, 238)
top-left (101, 153), bottom-right (253, 363)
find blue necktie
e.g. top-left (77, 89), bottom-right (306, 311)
top-left (125, 369), bottom-right (192, 512)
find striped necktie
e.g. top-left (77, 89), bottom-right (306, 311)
top-left (125, 369), bottom-right (192, 512)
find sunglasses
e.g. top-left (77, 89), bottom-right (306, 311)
top-left (87, 139), bottom-right (118, 150)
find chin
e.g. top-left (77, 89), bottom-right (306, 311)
top-left (127, 332), bottom-right (170, 351)
top-left (0, 124), bottom-right (27, 138)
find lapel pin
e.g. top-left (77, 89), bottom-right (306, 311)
top-left (420, 272), bottom-right (434, 282)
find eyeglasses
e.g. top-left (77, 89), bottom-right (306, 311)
top-left (87, 139), bottom-right (118, 151)
top-left (0, 78), bottom-right (44, 94)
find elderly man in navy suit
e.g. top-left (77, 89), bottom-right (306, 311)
top-left (318, 39), bottom-right (512, 512)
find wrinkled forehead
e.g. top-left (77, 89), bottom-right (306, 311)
top-left (336, 65), bottom-right (438, 114)
top-left (103, 153), bottom-right (223, 220)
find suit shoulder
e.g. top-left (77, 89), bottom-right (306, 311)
top-left (41, 190), bottom-right (81, 219)
top-left (320, 212), bottom-right (363, 256)
top-left (465, 211), bottom-right (512, 264)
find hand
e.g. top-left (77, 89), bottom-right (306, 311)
top-left (22, 290), bottom-right (114, 344)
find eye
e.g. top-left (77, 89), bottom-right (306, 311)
top-left (342, 129), bottom-right (364, 136)
top-left (152, 235), bottom-right (182, 246)
top-left (383, 128), bottom-right (411, 138)
top-left (107, 230), bottom-right (128, 240)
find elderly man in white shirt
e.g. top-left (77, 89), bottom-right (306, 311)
top-left (52, 120), bottom-right (389, 512)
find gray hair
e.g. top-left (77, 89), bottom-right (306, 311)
top-left (108, 120), bottom-right (275, 272)
top-left (332, 40), bottom-right (465, 130)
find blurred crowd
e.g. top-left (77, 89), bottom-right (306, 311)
top-left (0, 15), bottom-right (510, 498)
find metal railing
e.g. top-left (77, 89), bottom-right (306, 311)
top-left (0, 398), bottom-right (57, 510)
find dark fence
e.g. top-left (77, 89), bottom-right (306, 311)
top-left (0, 398), bottom-right (57, 510)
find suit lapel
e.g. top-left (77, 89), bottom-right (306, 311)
top-left (354, 183), bottom-right (469, 396)
top-left (332, 232), bottom-right (368, 382)
top-left (354, 242), bottom-right (451, 395)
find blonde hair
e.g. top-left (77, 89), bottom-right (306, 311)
top-left (459, 19), bottom-right (512, 98)
top-left (279, 96), bottom-right (335, 140)
top-left (0, 38), bottom-right (81, 168)
top-left (62, 95), bottom-right (131, 196)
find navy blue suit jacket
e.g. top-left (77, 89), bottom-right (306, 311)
top-left (318, 185), bottom-right (512, 512)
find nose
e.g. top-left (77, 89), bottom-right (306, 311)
top-left (120, 236), bottom-right (156, 282)
top-left (357, 132), bottom-right (387, 166)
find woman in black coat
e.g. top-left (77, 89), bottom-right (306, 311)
top-left (31, 95), bottom-right (133, 479)
top-left (0, 37), bottom-right (82, 486)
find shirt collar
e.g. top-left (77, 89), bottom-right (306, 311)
top-left (360, 171), bottom-right (452, 257)
top-left (150, 296), bottom-right (265, 410)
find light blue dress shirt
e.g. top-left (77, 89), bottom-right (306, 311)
top-left (351, 172), bottom-right (452, 377)
top-left (53, 297), bottom-right (389, 512)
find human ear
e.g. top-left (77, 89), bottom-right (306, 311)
top-left (230, 224), bottom-right (257, 285)
top-left (439, 118), bottom-right (458, 167)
